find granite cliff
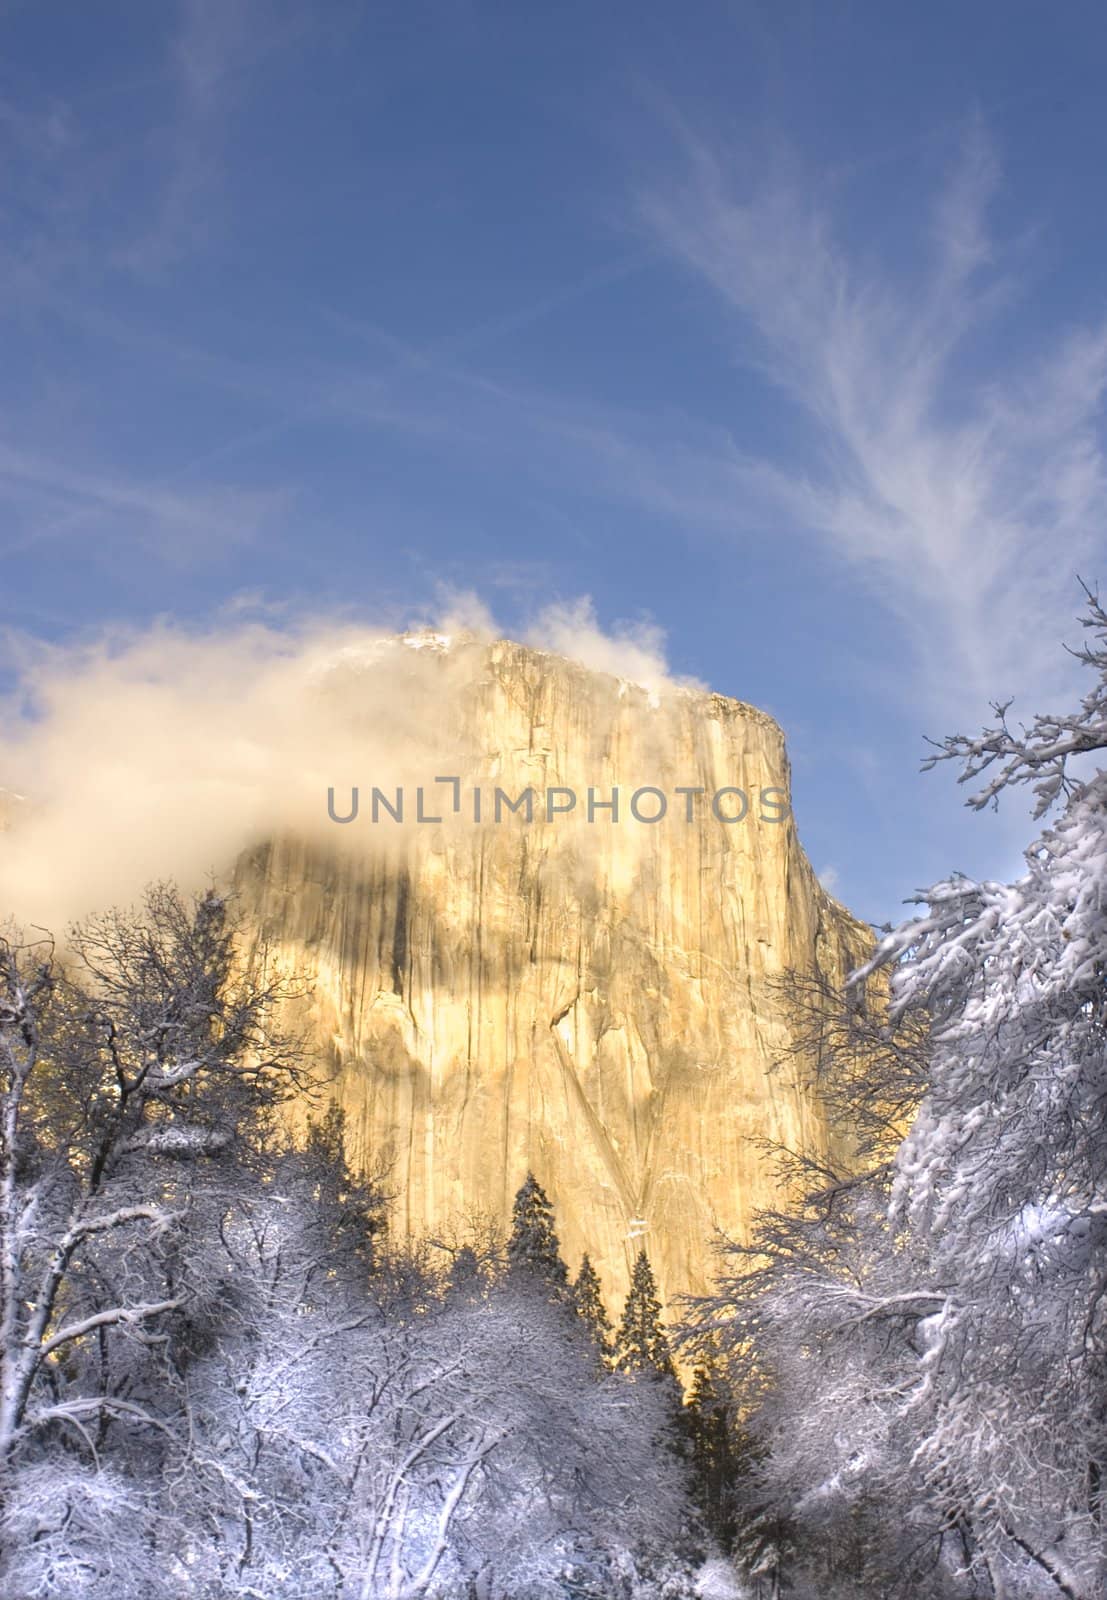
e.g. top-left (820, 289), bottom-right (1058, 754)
top-left (234, 634), bottom-right (870, 1317)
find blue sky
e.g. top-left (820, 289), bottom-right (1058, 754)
top-left (3, 0), bottom-right (1107, 926)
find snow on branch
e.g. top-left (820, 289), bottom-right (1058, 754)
top-left (923, 582), bottom-right (1107, 818)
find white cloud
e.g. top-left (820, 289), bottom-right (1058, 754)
top-left (416, 586), bottom-right (498, 639)
top-left (526, 597), bottom-right (699, 697)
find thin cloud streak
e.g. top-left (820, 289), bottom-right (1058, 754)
top-left (638, 125), bottom-right (1107, 719)
top-left (0, 439), bottom-right (286, 565)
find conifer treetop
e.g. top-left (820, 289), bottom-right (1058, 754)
top-left (507, 1171), bottom-right (569, 1291)
top-left (571, 1252), bottom-right (613, 1350)
top-left (615, 1249), bottom-right (676, 1381)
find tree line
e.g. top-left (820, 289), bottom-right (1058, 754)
top-left (0, 886), bottom-right (734, 1599)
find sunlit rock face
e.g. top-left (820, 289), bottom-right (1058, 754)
top-left (235, 636), bottom-right (870, 1316)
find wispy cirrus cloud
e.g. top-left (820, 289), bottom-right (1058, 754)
top-left (0, 438), bottom-right (287, 568)
top-left (0, 4), bottom-right (258, 304)
top-left (635, 124), bottom-right (1107, 719)
top-left (118, 0), bottom-right (272, 274)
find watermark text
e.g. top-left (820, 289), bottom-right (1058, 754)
top-left (327, 779), bottom-right (789, 826)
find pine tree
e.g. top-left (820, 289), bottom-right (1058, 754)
top-left (447, 1244), bottom-right (484, 1303)
top-left (686, 1359), bottom-right (739, 1545)
top-left (615, 1250), bottom-right (676, 1381)
top-left (299, 1102), bottom-right (385, 1295)
top-left (506, 1172), bottom-right (568, 1294)
top-left (571, 1253), bottom-right (612, 1356)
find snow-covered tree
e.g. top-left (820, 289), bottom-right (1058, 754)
top-left (571, 1252), bottom-right (613, 1357)
top-left (446, 1242), bottom-right (485, 1302)
top-left (506, 1171), bottom-right (568, 1295)
top-left (616, 1250), bottom-right (677, 1385)
top-left (847, 589), bottom-right (1107, 1599)
top-left (0, 884), bottom-right (316, 1595)
top-left (0, 884), bottom-right (305, 1454)
top-left (690, 591), bottom-right (1107, 1600)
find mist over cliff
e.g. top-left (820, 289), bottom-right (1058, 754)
top-left (0, 600), bottom-right (687, 932)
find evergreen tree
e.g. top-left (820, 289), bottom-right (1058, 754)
top-left (506, 1172), bottom-right (569, 1293)
top-left (615, 1250), bottom-right (676, 1381)
top-left (297, 1101), bottom-right (385, 1297)
top-left (685, 1359), bottom-right (739, 1546)
top-left (447, 1243), bottom-right (484, 1303)
top-left (571, 1253), bottom-right (612, 1356)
